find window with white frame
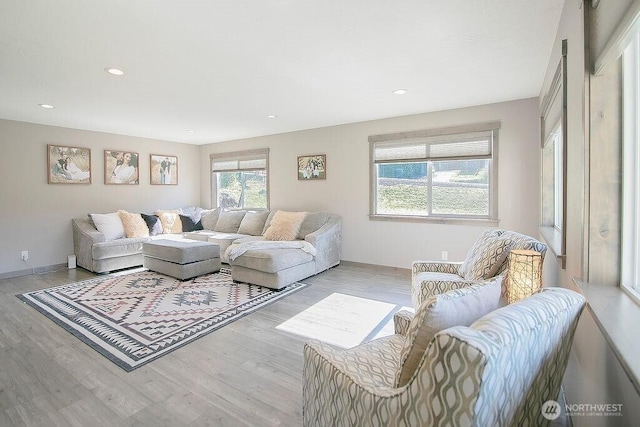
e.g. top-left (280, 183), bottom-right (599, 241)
top-left (369, 122), bottom-right (499, 220)
top-left (211, 149), bottom-right (269, 209)
top-left (622, 33), bottom-right (640, 296)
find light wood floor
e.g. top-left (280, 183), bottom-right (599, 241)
top-left (0, 263), bottom-right (412, 426)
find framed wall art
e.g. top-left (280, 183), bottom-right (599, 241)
top-left (104, 150), bottom-right (139, 184)
top-left (297, 154), bottom-right (326, 180)
top-left (150, 154), bottom-right (178, 185)
top-left (47, 144), bottom-right (91, 184)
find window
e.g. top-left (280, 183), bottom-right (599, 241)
top-left (211, 149), bottom-right (269, 209)
top-left (369, 122), bottom-right (499, 221)
top-left (540, 39), bottom-right (567, 268)
top-left (542, 121), bottom-right (564, 231)
top-left (622, 33), bottom-right (640, 296)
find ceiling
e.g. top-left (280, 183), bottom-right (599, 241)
top-left (0, 1), bottom-right (564, 145)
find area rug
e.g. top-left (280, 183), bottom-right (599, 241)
top-left (18, 269), bottom-right (307, 371)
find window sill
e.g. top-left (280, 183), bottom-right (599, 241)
top-left (369, 214), bottom-right (499, 226)
top-left (540, 226), bottom-right (566, 268)
top-left (573, 278), bottom-right (640, 395)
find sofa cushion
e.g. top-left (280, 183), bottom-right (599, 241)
top-left (207, 232), bottom-right (249, 262)
top-left (200, 208), bottom-right (221, 230)
top-left (297, 211), bottom-right (329, 239)
top-left (89, 212), bottom-right (125, 241)
top-left (156, 210), bottom-right (182, 234)
top-left (214, 210), bottom-right (246, 233)
top-left (459, 229), bottom-right (511, 280)
top-left (230, 247), bottom-right (314, 273)
top-left (141, 213), bottom-right (163, 236)
top-left (263, 211), bottom-right (307, 241)
top-left (118, 210), bottom-right (150, 238)
top-left (238, 211), bottom-right (270, 235)
top-left (142, 239), bottom-right (220, 264)
top-left (395, 277), bottom-right (502, 387)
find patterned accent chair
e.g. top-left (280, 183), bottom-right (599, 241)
top-left (412, 229), bottom-right (547, 308)
top-left (302, 287), bottom-right (585, 427)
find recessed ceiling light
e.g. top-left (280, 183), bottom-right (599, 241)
top-left (267, 114), bottom-right (278, 119)
top-left (104, 68), bottom-right (125, 76)
top-left (38, 104), bottom-right (54, 109)
top-left (392, 89), bottom-right (408, 95)
top-left (186, 129), bottom-right (195, 133)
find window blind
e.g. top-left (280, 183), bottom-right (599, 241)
top-left (211, 149), bottom-right (268, 172)
top-left (372, 130), bottom-right (494, 163)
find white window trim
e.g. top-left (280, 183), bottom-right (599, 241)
top-left (622, 33), bottom-right (640, 296)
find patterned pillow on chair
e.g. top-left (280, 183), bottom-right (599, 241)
top-left (394, 277), bottom-right (502, 387)
top-left (459, 230), bottom-right (512, 280)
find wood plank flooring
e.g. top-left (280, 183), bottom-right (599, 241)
top-left (0, 263), bottom-right (412, 426)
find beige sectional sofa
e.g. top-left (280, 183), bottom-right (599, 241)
top-left (72, 208), bottom-right (342, 289)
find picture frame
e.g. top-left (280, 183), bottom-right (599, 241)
top-left (104, 150), bottom-right (139, 185)
top-left (47, 144), bottom-right (91, 184)
top-left (150, 154), bottom-right (178, 185)
top-left (297, 154), bottom-right (326, 180)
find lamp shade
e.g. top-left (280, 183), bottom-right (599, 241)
top-left (507, 249), bottom-right (543, 304)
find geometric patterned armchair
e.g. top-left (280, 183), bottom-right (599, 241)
top-left (412, 229), bottom-right (547, 308)
top-left (302, 287), bottom-right (585, 427)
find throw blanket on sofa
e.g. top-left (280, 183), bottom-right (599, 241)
top-left (226, 240), bottom-right (317, 262)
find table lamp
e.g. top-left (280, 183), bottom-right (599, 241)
top-left (507, 249), bottom-right (543, 304)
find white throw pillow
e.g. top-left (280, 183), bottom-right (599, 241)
top-left (395, 277), bottom-right (502, 387)
top-left (90, 212), bottom-right (126, 241)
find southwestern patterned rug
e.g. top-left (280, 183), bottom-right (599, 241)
top-left (18, 269), bottom-right (307, 371)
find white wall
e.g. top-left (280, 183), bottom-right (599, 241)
top-left (200, 98), bottom-right (541, 269)
top-left (0, 119), bottom-right (201, 276)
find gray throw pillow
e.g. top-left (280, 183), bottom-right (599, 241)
top-left (238, 211), bottom-right (270, 235)
top-left (200, 208), bottom-right (221, 230)
top-left (213, 210), bottom-right (247, 233)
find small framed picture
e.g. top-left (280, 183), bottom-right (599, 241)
top-left (104, 150), bottom-right (139, 185)
top-left (47, 144), bottom-right (91, 184)
top-left (150, 154), bottom-right (178, 185)
top-left (297, 154), bottom-right (326, 180)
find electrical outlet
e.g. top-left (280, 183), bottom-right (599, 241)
top-left (21, 250), bottom-right (29, 261)
top-left (441, 251), bottom-right (448, 261)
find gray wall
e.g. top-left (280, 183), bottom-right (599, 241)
top-left (200, 98), bottom-right (542, 269)
top-left (0, 119), bottom-right (201, 276)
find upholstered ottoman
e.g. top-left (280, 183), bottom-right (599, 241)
top-left (143, 239), bottom-right (220, 280)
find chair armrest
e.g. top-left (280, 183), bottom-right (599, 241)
top-left (394, 310), bottom-right (414, 336)
top-left (412, 261), bottom-right (462, 276)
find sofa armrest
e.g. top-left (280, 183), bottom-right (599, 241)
top-left (72, 217), bottom-right (105, 272)
top-left (394, 310), bottom-right (414, 336)
top-left (305, 215), bottom-right (342, 272)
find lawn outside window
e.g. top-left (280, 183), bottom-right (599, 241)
top-left (369, 122), bottom-right (500, 224)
